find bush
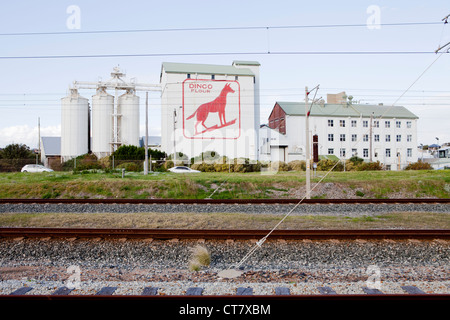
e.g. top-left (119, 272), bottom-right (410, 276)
top-left (270, 161), bottom-right (289, 172)
top-left (317, 159), bottom-right (341, 171)
top-left (115, 162), bottom-right (142, 172)
top-left (358, 161), bottom-right (383, 171)
top-left (62, 153), bottom-right (102, 171)
top-left (288, 160), bottom-right (306, 171)
top-left (404, 160), bottom-right (433, 170)
top-left (112, 145), bottom-right (166, 161)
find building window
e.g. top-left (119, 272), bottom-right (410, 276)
top-left (363, 149), bottom-right (369, 157)
top-left (352, 134), bottom-right (357, 142)
top-left (396, 121), bottom-right (401, 128)
top-left (340, 148), bottom-right (346, 157)
top-left (187, 74), bottom-right (191, 79)
top-left (340, 134), bottom-right (346, 142)
top-left (340, 120), bottom-right (346, 127)
top-left (407, 134), bottom-right (412, 142)
top-left (396, 135), bottom-right (401, 142)
top-left (328, 148), bottom-right (334, 155)
top-left (385, 121), bottom-right (390, 128)
top-left (386, 135), bottom-right (391, 142)
top-left (386, 164), bottom-right (391, 170)
top-left (363, 134), bottom-right (369, 142)
top-left (407, 121), bottom-right (412, 128)
top-left (407, 148), bottom-right (412, 157)
top-left (328, 119), bottom-right (334, 127)
top-left (235, 76), bottom-right (239, 81)
top-left (328, 134), bottom-right (334, 142)
top-left (352, 149), bottom-right (358, 156)
top-left (374, 134), bottom-right (380, 142)
top-left (351, 120), bottom-right (357, 127)
top-left (374, 120), bottom-right (379, 128)
top-left (386, 149), bottom-right (391, 157)
top-left (211, 74), bottom-right (215, 80)
top-left (363, 120), bottom-right (368, 128)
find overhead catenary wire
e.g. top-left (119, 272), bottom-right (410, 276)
top-left (0, 21), bottom-right (442, 37)
top-left (0, 51), bottom-right (446, 60)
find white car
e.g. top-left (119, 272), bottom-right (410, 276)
top-left (168, 166), bottom-right (200, 173)
top-left (21, 164), bottom-right (54, 173)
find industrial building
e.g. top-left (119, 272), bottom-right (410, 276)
top-left (160, 61), bottom-right (260, 161)
top-left (49, 65), bottom-right (420, 172)
top-left (260, 92), bottom-right (419, 170)
top-left (60, 67), bottom-right (158, 162)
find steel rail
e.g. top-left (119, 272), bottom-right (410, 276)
top-left (0, 227), bottom-right (449, 240)
top-left (0, 197), bottom-right (449, 204)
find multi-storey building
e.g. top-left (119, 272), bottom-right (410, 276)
top-left (260, 92), bottom-right (419, 170)
top-left (160, 61), bottom-right (260, 161)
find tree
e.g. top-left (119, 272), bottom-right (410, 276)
top-left (0, 144), bottom-right (35, 159)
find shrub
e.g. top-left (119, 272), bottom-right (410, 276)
top-left (115, 162), bottom-right (142, 172)
top-left (358, 161), bottom-right (383, 171)
top-left (270, 161), bottom-right (289, 172)
top-left (288, 160), bottom-right (306, 171)
top-left (404, 160), bottom-right (433, 170)
top-left (62, 153), bottom-right (102, 171)
top-left (188, 245), bottom-right (211, 272)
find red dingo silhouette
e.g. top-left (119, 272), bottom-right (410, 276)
top-left (186, 83), bottom-right (235, 135)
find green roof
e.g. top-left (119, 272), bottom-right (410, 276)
top-left (232, 60), bottom-right (261, 66)
top-left (319, 155), bottom-right (339, 161)
top-left (162, 62), bottom-right (255, 76)
top-left (276, 101), bottom-right (418, 119)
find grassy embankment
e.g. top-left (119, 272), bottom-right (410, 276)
top-left (0, 170), bottom-right (448, 200)
top-left (0, 170), bottom-right (448, 229)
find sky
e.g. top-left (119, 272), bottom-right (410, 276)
top-left (0, 0), bottom-right (449, 149)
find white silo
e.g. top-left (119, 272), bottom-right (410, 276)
top-left (61, 89), bottom-right (89, 162)
top-left (91, 87), bottom-right (114, 158)
top-left (118, 89), bottom-right (140, 147)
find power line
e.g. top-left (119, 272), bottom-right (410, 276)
top-left (0, 51), bottom-right (446, 60)
top-left (0, 21), bottom-right (441, 37)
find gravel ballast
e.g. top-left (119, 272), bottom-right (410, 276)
top-left (0, 203), bottom-right (449, 216)
top-left (0, 238), bottom-right (448, 295)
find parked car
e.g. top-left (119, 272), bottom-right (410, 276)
top-left (21, 164), bottom-right (54, 173)
top-left (168, 166), bottom-right (200, 173)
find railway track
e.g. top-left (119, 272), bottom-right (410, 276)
top-left (1, 227), bottom-right (449, 240)
top-left (0, 197), bottom-right (449, 204)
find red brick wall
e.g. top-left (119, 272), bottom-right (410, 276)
top-left (268, 103), bottom-right (286, 134)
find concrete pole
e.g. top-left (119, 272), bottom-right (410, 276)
top-left (305, 87), bottom-right (311, 199)
top-left (144, 92), bottom-right (149, 175)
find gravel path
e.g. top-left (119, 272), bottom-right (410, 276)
top-left (0, 238), bottom-right (448, 295)
top-left (0, 203), bottom-right (449, 216)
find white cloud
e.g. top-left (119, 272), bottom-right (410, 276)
top-left (0, 124), bottom-right (61, 149)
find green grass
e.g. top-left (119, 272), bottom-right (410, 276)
top-left (0, 170), bottom-right (448, 199)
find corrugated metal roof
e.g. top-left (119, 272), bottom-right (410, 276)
top-left (41, 136), bottom-right (61, 156)
top-left (232, 60), bottom-right (261, 66)
top-left (276, 101), bottom-right (418, 119)
top-left (139, 136), bottom-right (161, 147)
top-left (162, 62), bottom-right (255, 76)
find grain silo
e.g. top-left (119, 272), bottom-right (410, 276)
top-left (62, 67), bottom-right (161, 163)
top-left (91, 87), bottom-right (114, 158)
top-left (61, 89), bottom-right (89, 161)
top-left (118, 89), bottom-right (140, 147)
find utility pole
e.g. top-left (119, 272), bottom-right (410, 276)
top-left (369, 113), bottom-right (373, 162)
top-left (144, 92), bottom-right (149, 175)
top-left (173, 108), bottom-right (177, 164)
top-left (37, 117), bottom-right (40, 165)
top-left (305, 87), bottom-right (311, 199)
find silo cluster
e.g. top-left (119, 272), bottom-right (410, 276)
top-left (60, 85), bottom-right (140, 161)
